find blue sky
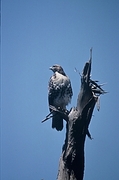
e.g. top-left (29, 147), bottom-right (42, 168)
top-left (1, 1), bottom-right (119, 179)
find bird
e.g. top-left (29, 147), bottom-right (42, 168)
top-left (48, 64), bottom-right (73, 131)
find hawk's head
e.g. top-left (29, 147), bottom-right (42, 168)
top-left (49, 64), bottom-right (66, 76)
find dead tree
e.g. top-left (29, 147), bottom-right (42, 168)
top-left (57, 49), bottom-right (105, 180)
top-left (42, 49), bottom-right (106, 180)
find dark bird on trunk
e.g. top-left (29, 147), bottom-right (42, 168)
top-left (48, 64), bottom-right (73, 131)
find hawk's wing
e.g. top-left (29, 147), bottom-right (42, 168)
top-left (48, 76), bottom-right (61, 107)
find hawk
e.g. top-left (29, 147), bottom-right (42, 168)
top-left (48, 64), bottom-right (73, 131)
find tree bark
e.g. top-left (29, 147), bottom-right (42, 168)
top-left (57, 49), bottom-right (105, 180)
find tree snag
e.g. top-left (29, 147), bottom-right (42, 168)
top-left (56, 49), bottom-right (106, 180)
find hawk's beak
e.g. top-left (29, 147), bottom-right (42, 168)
top-left (49, 66), bottom-right (53, 71)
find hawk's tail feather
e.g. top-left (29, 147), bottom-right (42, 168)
top-left (52, 112), bottom-right (63, 131)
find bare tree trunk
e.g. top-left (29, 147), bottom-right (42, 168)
top-left (57, 49), bottom-right (105, 180)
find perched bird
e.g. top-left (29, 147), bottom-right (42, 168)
top-left (48, 64), bottom-right (73, 131)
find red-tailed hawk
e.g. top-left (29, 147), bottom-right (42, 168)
top-left (48, 64), bottom-right (73, 131)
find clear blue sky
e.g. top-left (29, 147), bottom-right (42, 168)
top-left (1, 1), bottom-right (119, 180)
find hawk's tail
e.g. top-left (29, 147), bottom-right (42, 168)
top-left (52, 112), bottom-right (63, 131)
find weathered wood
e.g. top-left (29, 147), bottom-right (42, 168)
top-left (57, 49), bottom-right (105, 180)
